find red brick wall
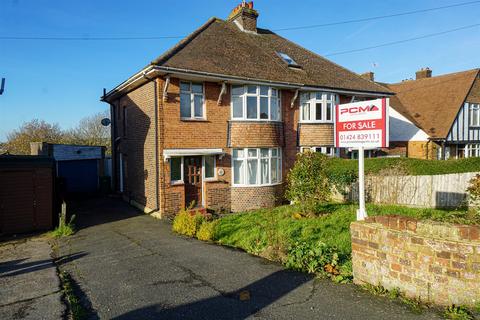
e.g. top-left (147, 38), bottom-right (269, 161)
top-left (229, 122), bottom-right (284, 148)
top-left (231, 184), bottom-right (284, 212)
top-left (299, 123), bottom-right (334, 146)
top-left (351, 215), bottom-right (480, 306)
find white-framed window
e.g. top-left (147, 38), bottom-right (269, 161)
top-left (231, 85), bottom-right (281, 121)
top-left (180, 81), bottom-right (205, 119)
top-left (468, 144), bottom-right (480, 158)
top-left (300, 92), bottom-right (338, 123)
top-left (470, 104), bottom-right (480, 127)
top-left (232, 148), bottom-right (282, 186)
top-left (204, 155), bottom-right (216, 180)
top-left (300, 146), bottom-right (336, 157)
top-left (170, 157), bottom-right (184, 183)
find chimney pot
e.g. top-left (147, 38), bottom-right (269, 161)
top-left (416, 67), bottom-right (432, 80)
top-left (228, 1), bottom-right (258, 33)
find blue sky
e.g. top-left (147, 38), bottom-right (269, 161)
top-left (0, 0), bottom-right (479, 141)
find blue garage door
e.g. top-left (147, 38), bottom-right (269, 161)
top-left (57, 160), bottom-right (98, 193)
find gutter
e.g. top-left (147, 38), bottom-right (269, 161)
top-left (102, 65), bottom-right (393, 102)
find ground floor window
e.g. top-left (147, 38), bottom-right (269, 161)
top-left (468, 144), bottom-right (480, 158)
top-left (204, 155), bottom-right (216, 179)
top-left (232, 148), bottom-right (282, 186)
top-left (170, 155), bottom-right (217, 184)
top-left (454, 144), bottom-right (480, 159)
top-left (300, 146), bottom-right (336, 157)
top-left (170, 157), bottom-right (183, 183)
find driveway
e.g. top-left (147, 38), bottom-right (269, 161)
top-left (58, 198), bottom-right (441, 320)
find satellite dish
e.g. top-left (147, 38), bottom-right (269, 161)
top-left (101, 118), bottom-right (111, 126)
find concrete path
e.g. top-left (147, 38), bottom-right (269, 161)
top-left (58, 198), bottom-right (442, 320)
top-left (0, 236), bottom-right (66, 320)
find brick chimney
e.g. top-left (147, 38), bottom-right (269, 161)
top-left (360, 72), bottom-right (375, 82)
top-left (416, 68), bottom-right (432, 80)
top-left (228, 1), bottom-right (259, 33)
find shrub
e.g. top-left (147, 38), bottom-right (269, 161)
top-left (284, 240), bottom-right (338, 276)
top-left (196, 220), bottom-right (218, 242)
top-left (467, 174), bottom-right (480, 202)
top-left (286, 152), bottom-right (332, 215)
top-left (172, 210), bottom-right (206, 237)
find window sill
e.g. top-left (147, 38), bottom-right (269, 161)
top-left (231, 182), bottom-right (283, 188)
top-left (229, 119), bottom-right (283, 123)
top-left (299, 121), bottom-right (334, 124)
top-left (180, 118), bottom-right (208, 122)
top-left (171, 181), bottom-right (185, 186)
top-left (204, 178), bottom-right (218, 182)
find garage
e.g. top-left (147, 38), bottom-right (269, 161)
top-left (0, 156), bottom-right (54, 235)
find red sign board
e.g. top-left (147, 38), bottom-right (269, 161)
top-left (335, 98), bottom-right (389, 148)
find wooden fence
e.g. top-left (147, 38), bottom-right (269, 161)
top-left (346, 172), bottom-right (479, 208)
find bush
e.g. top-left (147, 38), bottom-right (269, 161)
top-left (286, 152), bottom-right (332, 215)
top-left (284, 240), bottom-right (339, 276)
top-left (196, 220), bottom-right (218, 242)
top-left (467, 174), bottom-right (480, 202)
top-left (172, 210), bottom-right (206, 237)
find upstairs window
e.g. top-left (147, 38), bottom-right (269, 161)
top-left (300, 92), bottom-right (338, 123)
top-left (277, 52), bottom-right (300, 68)
top-left (231, 85), bottom-right (281, 121)
top-left (470, 104), bottom-right (480, 127)
top-left (180, 82), bottom-right (204, 119)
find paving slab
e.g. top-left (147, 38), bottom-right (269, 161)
top-left (0, 236), bottom-right (65, 320)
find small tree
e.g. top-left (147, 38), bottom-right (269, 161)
top-left (64, 111), bottom-right (111, 154)
top-left (286, 152), bottom-right (332, 216)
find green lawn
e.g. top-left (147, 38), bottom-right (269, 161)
top-left (214, 203), bottom-right (475, 265)
top-left (327, 157), bottom-right (480, 177)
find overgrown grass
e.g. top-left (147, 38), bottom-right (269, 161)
top-left (327, 157), bottom-right (480, 177)
top-left (214, 203), bottom-right (474, 265)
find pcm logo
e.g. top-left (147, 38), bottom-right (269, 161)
top-left (340, 105), bottom-right (379, 115)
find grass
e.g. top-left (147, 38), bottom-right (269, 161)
top-left (327, 157), bottom-right (480, 176)
top-left (59, 271), bottom-right (87, 320)
top-left (50, 224), bottom-right (75, 238)
top-left (213, 203), bottom-right (475, 264)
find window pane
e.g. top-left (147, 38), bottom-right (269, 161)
top-left (205, 156), bottom-right (215, 178)
top-left (271, 88), bottom-right (278, 97)
top-left (180, 82), bottom-right (190, 92)
top-left (302, 102), bottom-right (310, 121)
top-left (232, 85), bottom-right (244, 96)
top-left (260, 148), bottom-right (269, 157)
top-left (171, 158), bottom-right (182, 181)
top-left (194, 95), bottom-right (203, 117)
top-left (260, 86), bottom-right (269, 96)
top-left (247, 96), bottom-right (257, 119)
top-left (315, 103), bottom-right (323, 120)
top-left (271, 98), bottom-right (279, 121)
top-left (260, 97), bottom-right (268, 119)
top-left (326, 103), bottom-right (332, 121)
top-left (192, 83), bottom-right (203, 94)
top-left (272, 149), bottom-right (278, 157)
top-left (180, 93), bottom-right (191, 118)
top-left (316, 92), bottom-right (323, 100)
top-left (233, 160), bottom-right (244, 184)
top-left (271, 158), bottom-right (278, 183)
top-left (247, 85), bottom-right (257, 94)
top-left (233, 96), bottom-right (243, 118)
top-left (247, 159), bottom-right (258, 184)
top-left (233, 149), bottom-right (244, 158)
top-left (248, 149), bottom-right (257, 157)
top-left (260, 159), bottom-right (269, 184)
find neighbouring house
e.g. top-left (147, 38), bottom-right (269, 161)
top-left (383, 68), bottom-right (480, 159)
top-left (0, 156), bottom-right (54, 235)
top-left (101, 2), bottom-right (392, 217)
top-left (31, 142), bottom-right (108, 194)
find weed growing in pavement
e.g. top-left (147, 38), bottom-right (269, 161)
top-left (51, 215), bottom-right (76, 238)
top-left (59, 271), bottom-right (87, 320)
top-left (444, 305), bottom-right (474, 320)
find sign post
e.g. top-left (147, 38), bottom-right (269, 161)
top-left (335, 98), bottom-right (389, 220)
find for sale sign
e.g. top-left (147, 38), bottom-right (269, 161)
top-left (335, 98), bottom-right (389, 148)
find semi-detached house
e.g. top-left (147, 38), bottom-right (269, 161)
top-left (102, 2), bottom-right (392, 217)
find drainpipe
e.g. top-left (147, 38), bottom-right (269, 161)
top-left (153, 80), bottom-right (160, 212)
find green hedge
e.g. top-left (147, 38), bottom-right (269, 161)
top-left (327, 157), bottom-right (480, 177)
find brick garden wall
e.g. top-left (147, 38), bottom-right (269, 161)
top-left (351, 215), bottom-right (480, 306)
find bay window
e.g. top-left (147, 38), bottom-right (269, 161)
top-left (232, 148), bottom-right (282, 186)
top-left (180, 81), bottom-right (205, 119)
top-left (470, 104), bottom-right (480, 127)
top-left (300, 92), bottom-right (338, 122)
top-left (300, 146), bottom-right (336, 157)
top-left (232, 85), bottom-right (281, 121)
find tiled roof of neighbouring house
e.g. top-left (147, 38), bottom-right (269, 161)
top-left (150, 18), bottom-right (392, 95)
top-left (386, 69), bottom-right (480, 139)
